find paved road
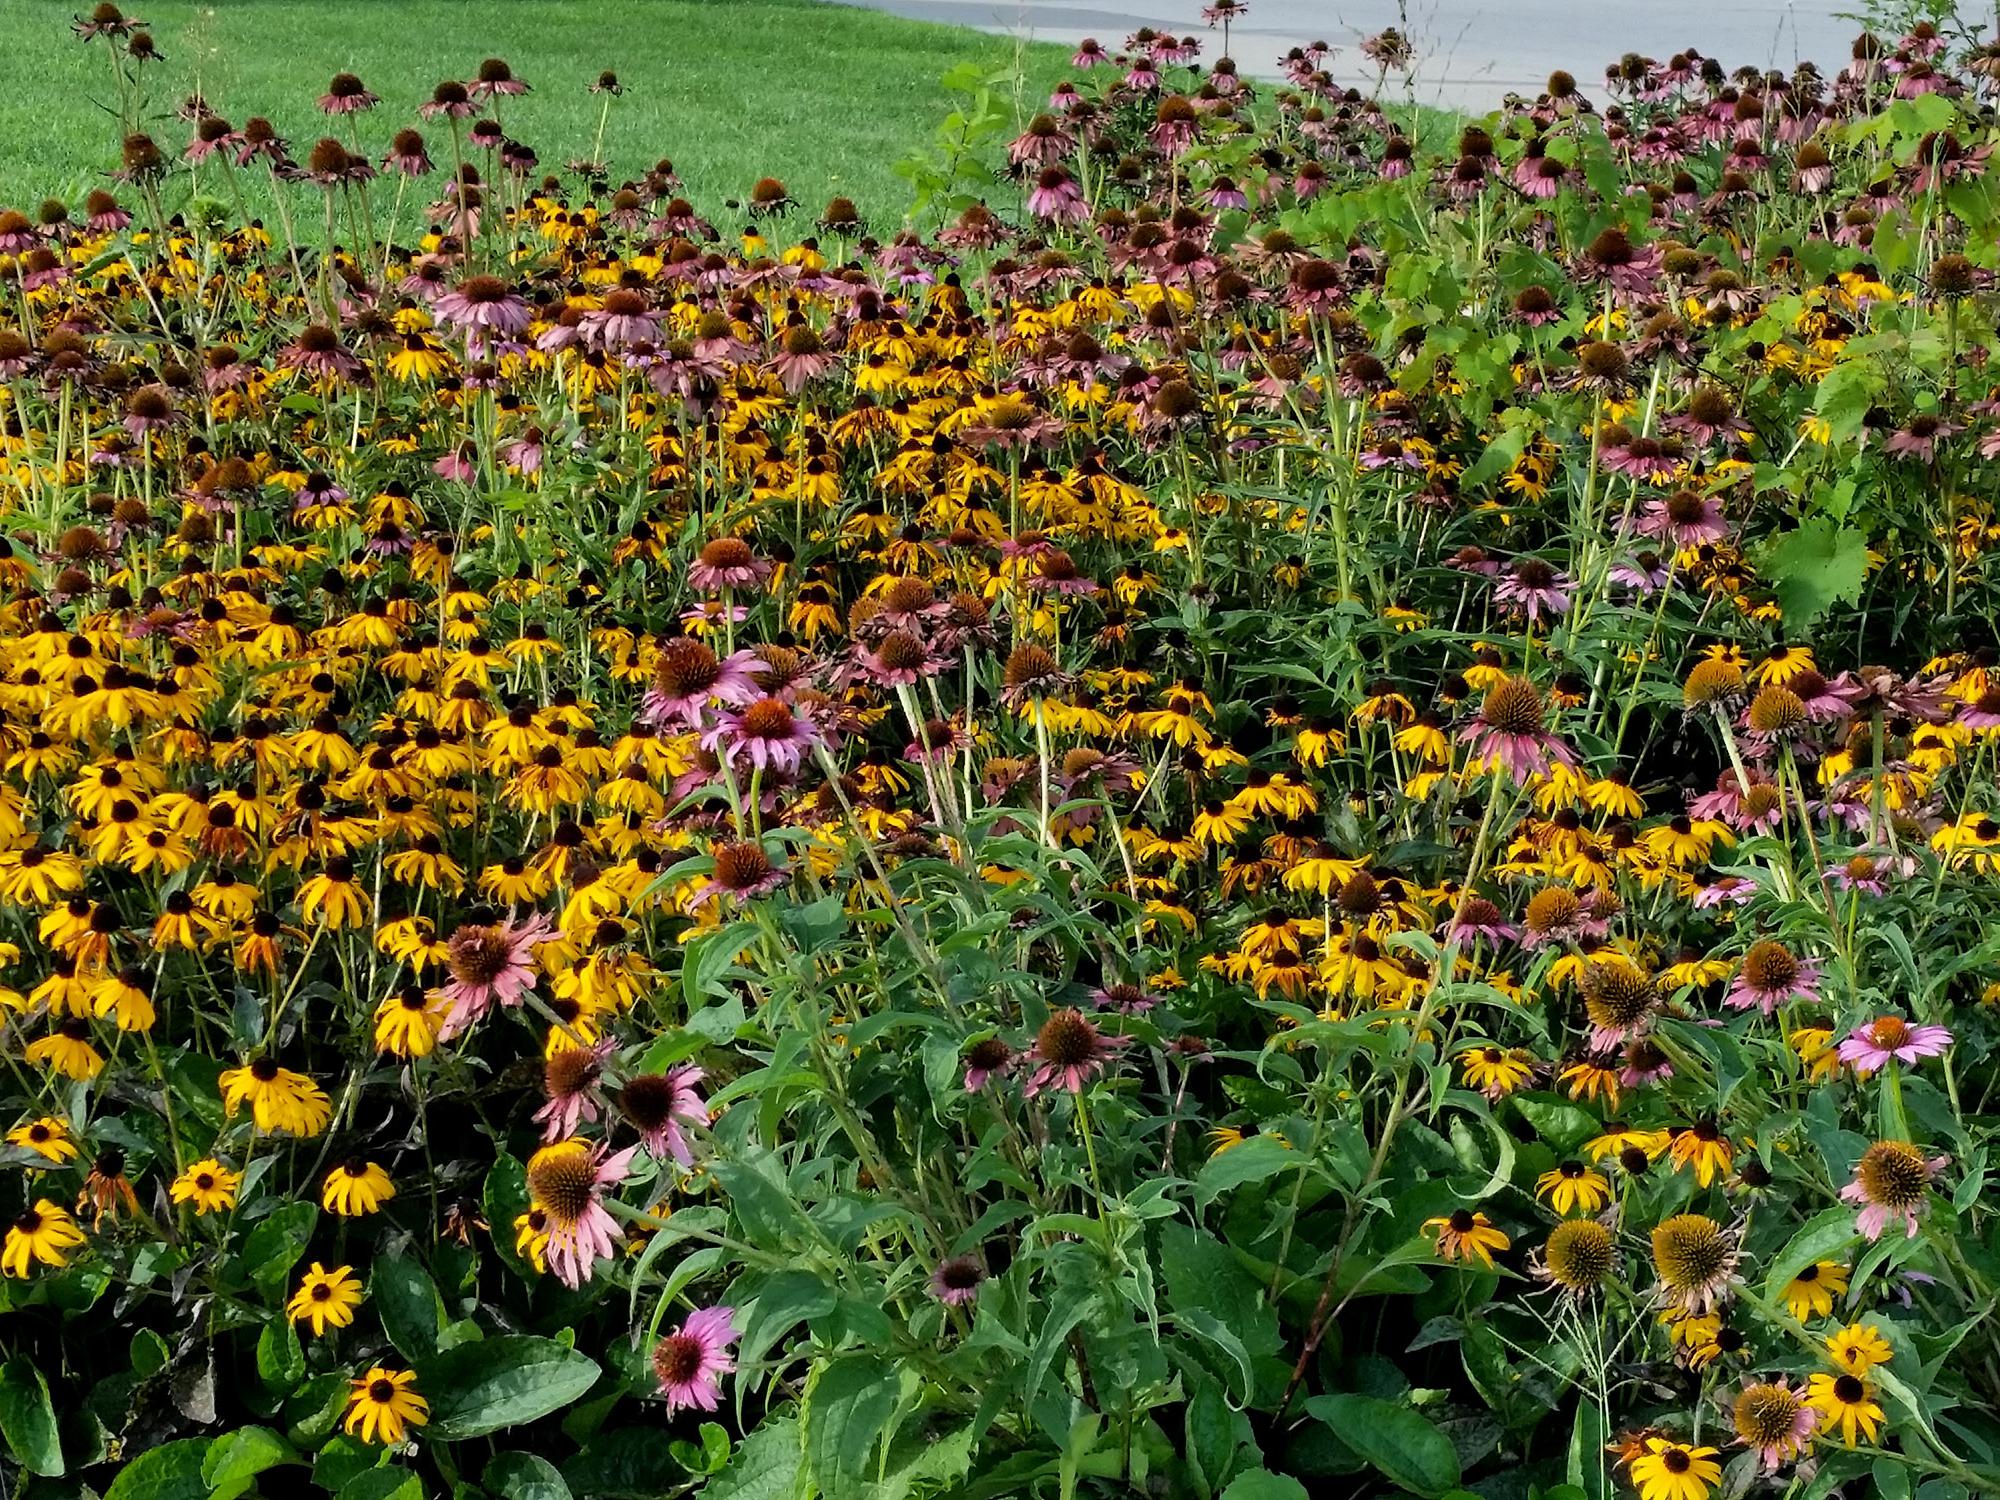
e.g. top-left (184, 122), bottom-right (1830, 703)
top-left (838, 0), bottom-right (1870, 109)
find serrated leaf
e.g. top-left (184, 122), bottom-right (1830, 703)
top-left (1761, 518), bottom-right (1870, 628)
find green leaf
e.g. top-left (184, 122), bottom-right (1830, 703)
top-left (1219, 1472), bottom-right (1310, 1500)
top-left (241, 1202), bottom-right (318, 1292)
top-left (1194, 1136), bottom-right (1303, 1205)
top-left (372, 1257), bottom-right (445, 1362)
top-left (203, 1426), bottom-right (294, 1500)
top-left (1304, 1395), bottom-right (1461, 1498)
top-left (0, 1356), bottom-right (62, 1476)
top-left (416, 1336), bottom-right (601, 1439)
top-left (336, 1470), bottom-right (422, 1500)
top-left (1760, 518), bottom-right (1870, 628)
top-left (707, 1416), bottom-right (804, 1500)
top-left (257, 1318), bottom-right (305, 1392)
top-left (805, 1355), bottom-right (900, 1499)
top-left (104, 1437), bottom-right (210, 1500)
top-left (738, 1268), bottom-right (838, 1378)
top-left (485, 1451), bottom-right (575, 1500)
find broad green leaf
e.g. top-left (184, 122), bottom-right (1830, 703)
top-left (1195, 1135), bottom-right (1303, 1205)
top-left (371, 1257), bottom-right (445, 1362)
top-left (1760, 518), bottom-right (1870, 628)
top-left (485, 1451), bottom-right (575, 1500)
top-left (417, 1336), bottom-right (601, 1439)
top-left (104, 1437), bottom-right (210, 1500)
top-left (241, 1202), bottom-right (317, 1292)
top-left (1304, 1395), bottom-right (1461, 1498)
top-left (335, 1470), bottom-right (422, 1500)
top-left (203, 1426), bottom-right (294, 1500)
top-left (706, 1416), bottom-right (804, 1500)
top-left (805, 1355), bottom-right (900, 1499)
top-left (1220, 1471), bottom-right (1309, 1500)
top-left (0, 1356), bottom-right (62, 1476)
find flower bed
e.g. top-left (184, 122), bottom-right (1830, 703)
top-left (1, 6), bottom-right (1998, 1498)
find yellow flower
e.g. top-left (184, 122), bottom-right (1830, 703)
top-left (1824, 1321), bottom-right (1893, 1375)
top-left (289, 1263), bottom-right (365, 1335)
top-left (5, 1116), bottom-right (80, 1164)
top-left (374, 984), bottom-right (447, 1057)
top-left (1666, 1123), bottom-right (1734, 1187)
top-left (1782, 1260), bottom-right (1848, 1322)
top-left (1628, 1437), bottom-right (1721, 1500)
top-left (323, 1160), bottom-right (396, 1216)
top-left (1422, 1209), bottom-right (1510, 1268)
top-left (219, 1058), bottom-right (332, 1136)
top-left (344, 1367), bottom-right (429, 1445)
top-left (2, 1200), bottom-right (86, 1276)
top-left (1534, 1161), bottom-right (1610, 1216)
top-left (170, 1158), bottom-right (242, 1215)
top-left (1805, 1371), bottom-right (1883, 1448)
top-left (1459, 1045), bottom-right (1535, 1098)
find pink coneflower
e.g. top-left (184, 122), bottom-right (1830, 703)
top-left (577, 286), bottom-right (658, 348)
top-left (183, 115), bottom-right (237, 165)
top-left (1446, 894), bottom-right (1519, 945)
top-left (318, 72), bottom-right (378, 114)
top-left (471, 58), bottom-right (531, 98)
top-left (121, 384), bottom-right (176, 438)
top-left (1494, 558), bottom-right (1572, 624)
top-left (689, 840), bottom-right (789, 906)
top-left (1836, 1015), bottom-right (1953, 1075)
top-left (686, 536), bottom-right (771, 592)
top-left (767, 323), bottom-right (838, 392)
top-left (701, 696), bottom-right (827, 775)
top-left (1088, 981), bottom-right (1160, 1014)
top-left (1459, 676), bottom-right (1576, 784)
top-left (279, 324), bottom-right (364, 383)
top-left (383, 128), bottom-right (433, 177)
top-left (619, 1066), bottom-right (707, 1163)
top-left (652, 1305), bottom-right (739, 1414)
top-left (1513, 142), bottom-right (1567, 198)
top-left (1023, 1008), bottom-right (1127, 1096)
top-left (533, 1039), bottom-right (612, 1141)
top-left (1609, 551), bottom-right (1673, 593)
top-left (436, 911), bottom-right (555, 1035)
top-left (1637, 487), bottom-right (1728, 547)
top-left (1724, 939), bottom-right (1821, 1014)
top-left (527, 1139), bottom-right (636, 1287)
top-left (1072, 37), bottom-right (1109, 66)
top-left (1731, 1380), bottom-right (1817, 1470)
top-left (962, 1036), bottom-right (1013, 1091)
top-left (1842, 1141), bottom-right (1945, 1240)
top-left (1027, 166), bottom-right (1089, 223)
top-left (642, 637), bottom-right (761, 728)
top-left (1883, 413), bottom-right (1958, 462)
top-left (420, 79), bottom-right (480, 119)
top-left (928, 1256), bottom-right (986, 1306)
top-left (434, 274), bottom-right (531, 335)
top-left (1008, 113), bottom-right (1074, 166)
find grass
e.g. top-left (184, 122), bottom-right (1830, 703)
top-left (0, 0), bottom-right (1070, 225)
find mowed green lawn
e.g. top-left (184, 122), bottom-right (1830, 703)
top-left (0, 0), bottom-right (1068, 224)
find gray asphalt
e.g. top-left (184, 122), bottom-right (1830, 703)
top-left (837, 0), bottom-right (1868, 108)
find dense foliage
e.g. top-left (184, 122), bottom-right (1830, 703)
top-left (2, 4), bottom-right (1999, 1498)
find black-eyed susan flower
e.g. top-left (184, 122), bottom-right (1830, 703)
top-left (170, 1158), bottom-right (241, 1215)
top-left (289, 1262), bottom-right (364, 1335)
top-left (218, 1058), bottom-right (332, 1136)
top-left (344, 1367), bottom-right (428, 1445)
top-left (1804, 1371), bottom-right (1883, 1448)
top-left (3, 1200), bottom-right (86, 1276)
top-left (1423, 1208), bottom-right (1509, 1268)
top-left (1626, 1436), bottom-right (1721, 1500)
top-left (323, 1160), bottom-right (396, 1216)
top-left (1534, 1161), bottom-right (1609, 1216)
top-left (1782, 1260), bottom-right (1848, 1322)
top-left (6, 1116), bottom-right (79, 1164)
